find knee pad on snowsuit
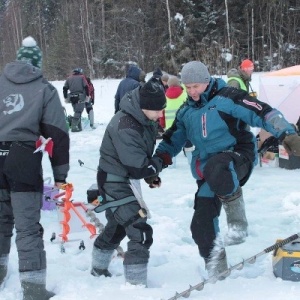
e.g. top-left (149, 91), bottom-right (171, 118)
top-left (133, 222), bottom-right (153, 249)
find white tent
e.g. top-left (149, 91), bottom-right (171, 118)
top-left (259, 65), bottom-right (300, 124)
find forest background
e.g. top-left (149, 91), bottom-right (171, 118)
top-left (0, 0), bottom-right (300, 80)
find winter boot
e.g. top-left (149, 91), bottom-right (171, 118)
top-left (205, 248), bottom-right (228, 280)
top-left (91, 246), bottom-right (113, 277)
top-left (20, 269), bottom-right (55, 300)
top-left (0, 255), bottom-right (9, 287)
top-left (71, 117), bottom-right (82, 132)
top-left (124, 263), bottom-right (147, 286)
top-left (21, 281), bottom-right (55, 300)
top-left (88, 110), bottom-right (96, 129)
top-left (219, 187), bottom-right (248, 246)
top-left (0, 265), bottom-right (7, 288)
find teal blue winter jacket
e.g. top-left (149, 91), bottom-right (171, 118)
top-left (156, 77), bottom-right (296, 181)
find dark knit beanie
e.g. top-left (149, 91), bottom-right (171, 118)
top-left (181, 61), bottom-right (210, 84)
top-left (16, 36), bottom-right (42, 69)
top-left (153, 67), bottom-right (163, 78)
top-left (139, 79), bottom-right (166, 111)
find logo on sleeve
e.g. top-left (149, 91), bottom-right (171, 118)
top-left (2, 94), bottom-right (24, 115)
top-left (242, 99), bottom-right (262, 110)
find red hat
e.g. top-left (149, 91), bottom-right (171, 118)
top-left (240, 59), bottom-right (254, 71)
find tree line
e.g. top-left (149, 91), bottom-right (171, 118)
top-left (0, 0), bottom-right (299, 80)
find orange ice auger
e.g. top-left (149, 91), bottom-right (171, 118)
top-left (55, 183), bottom-right (97, 242)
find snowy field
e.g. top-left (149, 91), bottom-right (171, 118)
top-left (1, 73), bottom-right (300, 300)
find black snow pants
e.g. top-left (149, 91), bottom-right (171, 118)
top-left (191, 151), bottom-right (252, 259)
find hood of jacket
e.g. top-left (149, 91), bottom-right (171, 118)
top-left (165, 86), bottom-right (183, 99)
top-left (227, 68), bottom-right (251, 82)
top-left (3, 61), bottom-right (43, 84)
top-left (119, 87), bottom-right (153, 126)
top-left (126, 65), bottom-right (141, 82)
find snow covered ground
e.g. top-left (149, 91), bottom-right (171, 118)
top-left (1, 73), bottom-right (300, 300)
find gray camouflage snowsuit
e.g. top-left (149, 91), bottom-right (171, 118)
top-left (63, 73), bottom-right (90, 131)
top-left (92, 86), bottom-right (164, 285)
top-left (0, 61), bottom-right (69, 290)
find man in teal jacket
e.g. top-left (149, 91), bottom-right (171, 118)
top-left (156, 61), bottom-right (300, 279)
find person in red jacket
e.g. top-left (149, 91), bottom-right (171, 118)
top-left (85, 77), bottom-right (96, 129)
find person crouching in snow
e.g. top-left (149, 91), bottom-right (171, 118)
top-left (90, 78), bottom-right (168, 286)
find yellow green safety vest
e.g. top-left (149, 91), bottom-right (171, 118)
top-left (165, 90), bottom-right (187, 129)
top-left (227, 77), bottom-right (247, 92)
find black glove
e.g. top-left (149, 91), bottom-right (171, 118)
top-left (156, 152), bottom-right (172, 168)
top-left (283, 134), bottom-right (300, 156)
top-left (144, 176), bottom-right (161, 188)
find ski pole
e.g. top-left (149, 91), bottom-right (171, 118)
top-left (78, 159), bottom-right (97, 172)
top-left (165, 232), bottom-right (300, 300)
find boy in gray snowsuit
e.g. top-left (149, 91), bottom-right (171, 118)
top-left (91, 78), bottom-right (167, 286)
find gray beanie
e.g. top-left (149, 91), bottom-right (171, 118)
top-left (181, 61), bottom-right (210, 84)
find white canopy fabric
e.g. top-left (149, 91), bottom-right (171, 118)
top-left (259, 65), bottom-right (300, 124)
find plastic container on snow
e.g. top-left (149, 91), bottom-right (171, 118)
top-left (42, 177), bottom-right (59, 210)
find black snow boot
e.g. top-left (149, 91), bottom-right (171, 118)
top-left (91, 267), bottom-right (112, 277)
top-left (22, 281), bottom-right (55, 300)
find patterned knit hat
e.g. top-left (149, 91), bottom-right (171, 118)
top-left (16, 36), bottom-right (42, 69)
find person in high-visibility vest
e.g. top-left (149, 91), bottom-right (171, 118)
top-left (165, 77), bottom-right (194, 166)
top-left (165, 76), bottom-right (187, 130)
top-left (227, 59), bottom-right (257, 97)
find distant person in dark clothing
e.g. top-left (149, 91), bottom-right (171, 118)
top-left (63, 68), bottom-right (90, 131)
top-left (139, 71), bottom-right (146, 84)
top-left (86, 77), bottom-right (95, 105)
top-left (114, 65), bottom-right (142, 114)
top-left (152, 67), bottom-right (163, 78)
top-left (85, 77), bottom-right (96, 129)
